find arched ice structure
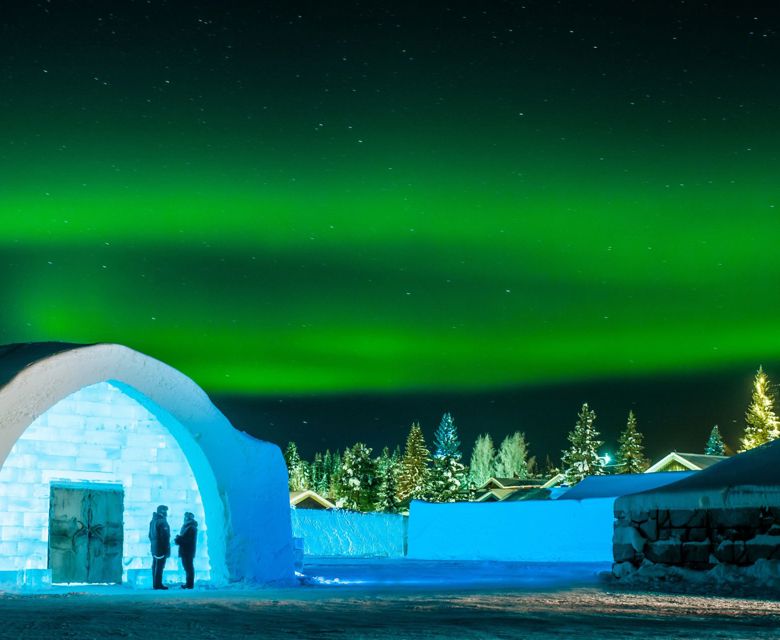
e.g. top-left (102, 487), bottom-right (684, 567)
top-left (0, 343), bottom-right (294, 586)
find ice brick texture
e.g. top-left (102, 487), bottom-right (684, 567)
top-left (0, 382), bottom-right (210, 583)
top-left (291, 509), bottom-right (406, 558)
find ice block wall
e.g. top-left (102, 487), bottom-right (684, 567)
top-left (0, 381), bottom-right (211, 583)
top-left (291, 509), bottom-right (407, 558)
top-left (407, 498), bottom-right (616, 562)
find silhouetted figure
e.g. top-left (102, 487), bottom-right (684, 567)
top-left (149, 504), bottom-right (171, 590)
top-left (175, 511), bottom-right (198, 589)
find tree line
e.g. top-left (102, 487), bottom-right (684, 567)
top-left (284, 367), bottom-right (779, 512)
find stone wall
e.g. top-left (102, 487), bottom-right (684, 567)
top-left (613, 504), bottom-right (780, 575)
top-left (0, 381), bottom-right (211, 584)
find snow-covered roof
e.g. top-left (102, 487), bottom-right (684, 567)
top-left (502, 487), bottom-right (553, 502)
top-left (478, 477), bottom-right (546, 491)
top-left (617, 439), bottom-right (780, 510)
top-left (644, 451), bottom-right (728, 473)
top-left (289, 490), bottom-right (336, 509)
top-left (558, 472), bottom-right (695, 501)
top-left (541, 473), bottom-right (566, 489)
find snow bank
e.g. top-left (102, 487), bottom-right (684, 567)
top-left (291, 509), bottom-right (406, 558)
top-left (558, 472), bottom-right (694, 500)
top-left (407, 498), bottom-right (615, 562)
top-left (614, 558), bottom-right (780, 593)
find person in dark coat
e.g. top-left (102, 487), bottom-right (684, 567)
top-left (148, 504), bottom-right (171, 590)
top-left (174, 511), bottom-right (198, 589)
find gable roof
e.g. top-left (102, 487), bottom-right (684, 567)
top-left (289, 490), bottom-right (336, 509)
top-left (478, 477), bottom-right (546, 491)
top-left (645, 451), bottom-right (728, 473)
top-left (475, 488), bottom-right (518, 502)
top-left (502, 487), bottom-right (553, 502)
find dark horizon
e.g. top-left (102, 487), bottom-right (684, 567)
top-left (213, 362), bottom-right (775, 466)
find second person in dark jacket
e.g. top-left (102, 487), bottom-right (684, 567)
top-left (174, 511), bottom-right (198, 589)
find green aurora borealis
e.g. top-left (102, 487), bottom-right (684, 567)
top-left (2, 2), bottom-right (779, 398)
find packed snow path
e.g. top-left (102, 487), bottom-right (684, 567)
top-left (0, 586), bottom-right (778, 639)
top-left (1, 559), bottom-right (779, 640)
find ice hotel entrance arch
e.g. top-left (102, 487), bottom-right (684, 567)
top-left (0, 343), bottom-right (294, 585)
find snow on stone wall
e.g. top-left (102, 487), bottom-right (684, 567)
top-left (407, 498), bottom-right (616, 562)
top-left (290, 509), bottom-right (406, 558)
top-left (0, 382), bottom-right (210, 583)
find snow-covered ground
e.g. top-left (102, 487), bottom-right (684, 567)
top-left (1, 559), bottom-right (779, 639)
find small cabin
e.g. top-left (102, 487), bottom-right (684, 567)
top-left (289, 489), bottom-right (336, 510)
top-left (644, 452), bottom-right (728, 473)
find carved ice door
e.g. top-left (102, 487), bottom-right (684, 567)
top-left (48, 484), bottom-right (124, 584)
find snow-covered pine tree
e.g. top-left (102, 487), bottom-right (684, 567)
top-left (284, 441), bottom-right (310, 491)
top-left (310, 452), bottom-right (328, 495)
top-left (495, 432), bottom-right (530, 479)
top-left (615, 411), bottom-right (649, 474)
top-left (375, 447), bottom-right (401, 513)
top-left (468, 433), bottom-right (496, 489)
top-left (742, 367), bottom-right (780, 451)
top-left (428, 413), bottom-right (467, 502)
top-left (321, 450), bottom-right (334, 496)
top-left (327, 450), bottom-right (342, 501)
top-left (339, 442), bottom-right (378, 511)
top-left (396, 422), bottom-right (431, 503)
top-left (705, 425), bottom-right (726, 456)
top-left (561, 403), bottom-right (604, 484)
top-left (433, 413), bottom-right (461, 458)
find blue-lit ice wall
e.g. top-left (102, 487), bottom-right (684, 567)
top-left (0, 382), bottom-right (210, 583)
top-left (407, 498), bottom-right (616, 562)
top-left (290, 509), bottom-right (406, 558)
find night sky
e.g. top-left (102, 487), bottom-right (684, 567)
top-left (1, 2), bottom-right (779, 461)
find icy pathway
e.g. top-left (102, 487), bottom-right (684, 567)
top-left (0, 560), bottom-right (778, 639)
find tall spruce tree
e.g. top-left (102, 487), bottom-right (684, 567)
top-left (432, 413), bottom-right (461, 458)
top-left (468, 434), bottom-right (496, 489)
top-left (428, 413), bottom-right (467, 502)
top-left (561, 403), bottom-right (604, 484)
top-left (310, 452), bottom-right (328, 494)
top-left (495, 432), bottom-right (530, 479)
top-left (705, 425), bottom-right (726, 456)
top-left (327, 450), bottom-right (342, 501)
top-left (284, 441), bottom-right (310, 491)
top-left (397, 422), bottom-right (431, 503)
top-left (339, 442), bottom-right (378, 511)
top-left (616, 411), bottom-right (649, 474)
top-left (375, 447), bottom-right (401, 513)
top-left (742, 367), bottom-right (780, 451)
